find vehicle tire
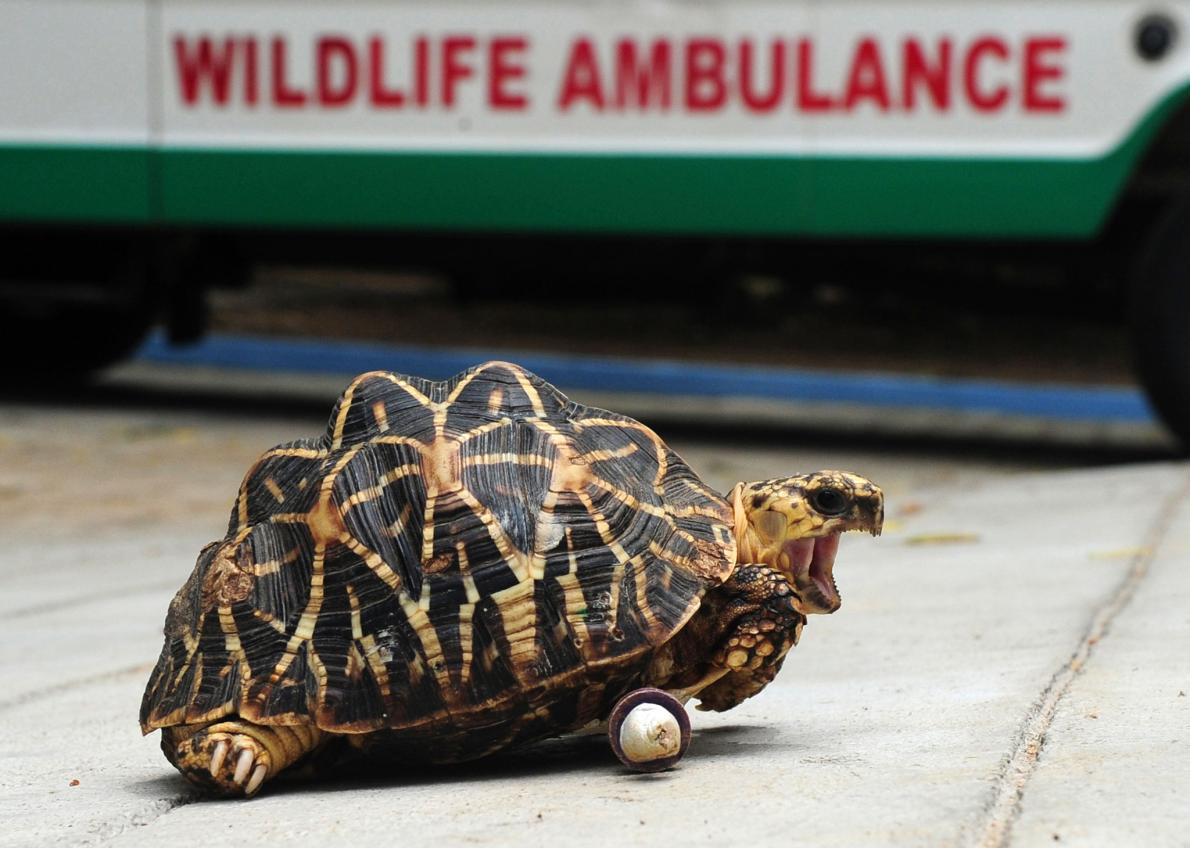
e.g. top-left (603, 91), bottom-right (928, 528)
top-left (0, 243), bottom-right (154, 385)
top-left (2, 301), bottom-right (152, 383)
top-left (1129, 195), bottom-right (1190, 448)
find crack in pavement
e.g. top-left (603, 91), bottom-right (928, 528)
top-left (4, 580), bottom-right (178, 620)
top-left (966, 471), bottom-right (1190, 848)
top-left (0, 664), bottom-right (150, 713)
top-left (79, 792), bottom-right (202, 848)
top-left (0, 661), bottom-right (201, 847)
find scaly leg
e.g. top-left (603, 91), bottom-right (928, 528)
top-left (695, 655), bottom-right (789, 712)
top-left (163, 719), bottom-right (324, 797)
top-left (669, 564), bottom-right (806, 711)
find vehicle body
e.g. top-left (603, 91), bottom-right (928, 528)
top-left (4, 0), bottom-right (1190, 435)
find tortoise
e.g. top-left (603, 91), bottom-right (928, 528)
top-left (141, 361), bottom-right (883, 796)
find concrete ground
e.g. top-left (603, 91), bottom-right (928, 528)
top-left (1, 364), bottom-right (1187, 847)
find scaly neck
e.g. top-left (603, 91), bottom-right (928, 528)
top-left (730, 483), bottom-right (757, 565)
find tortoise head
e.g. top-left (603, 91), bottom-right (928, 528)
top-left (729, 471), bottom-right (884, 615)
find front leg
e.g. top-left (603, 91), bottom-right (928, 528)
top-left (696, 655), bottom-right (787, 712)
top-left (669, 564), bottom-right (806, 711)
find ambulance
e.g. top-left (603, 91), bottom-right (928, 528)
top-left (3, 1), bottom-right (1190, 438)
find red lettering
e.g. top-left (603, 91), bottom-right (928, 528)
top-left (843, 38), bottom-right (891, 110)
top-left (414, 36), bottom-right (430, 107)
top-left (964, 37), bottom-right (1010, 111)
top-left (739, 39), bottom-right (785, 112)
top-left (271, 38), bottom-right (307, 107)
top-left (685, 38), bottom-right (726, 111)
top-left (614, 39), bottom-right (671, 110)
top-left (489, 36), bottom-right (528, 110)
top-left (903, 38), bottom-right (951, 110)
top-left (174, 36), bottom-right (235, 106)
top-left (796, 39), bottom-right (834, 112)
top-left (243, 37), bottom-right (258, 105)
top-left (442, 36), bottom-right (475, 107)
top-left (1024, 36), bottom-right (1065, 112)
top-left (558, 38), bottom-right (605, 110)
top-left (316, 36), bottom-right (358, 107)
top-left (368, 36), bottom-right (404, 107)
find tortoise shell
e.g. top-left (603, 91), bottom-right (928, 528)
top-left (140, 362), bottom-right (735, 742)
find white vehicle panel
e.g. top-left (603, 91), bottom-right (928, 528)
top-left (0, 0), bottom-right (149, 144)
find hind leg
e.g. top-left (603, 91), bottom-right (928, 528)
top-left (163, 719), bottom-right (324, 797)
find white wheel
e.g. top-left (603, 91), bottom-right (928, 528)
top-left (607, 687), bottom-right (691, 772)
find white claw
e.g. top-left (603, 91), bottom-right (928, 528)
top-left (209, 740), bottom-right (229, 777)
top-left (232, 749), bottom-right (254, 785)
top-left (245, 763), bottom-right (268, 796)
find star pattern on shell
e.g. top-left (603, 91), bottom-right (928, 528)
top-left (141, 361), bottom-right (737, 741)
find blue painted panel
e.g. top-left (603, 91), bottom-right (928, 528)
top-left (135, 332), bottom-right (1154, 424)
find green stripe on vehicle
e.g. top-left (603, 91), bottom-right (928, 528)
top-left (1, 85), bottom-right (1186, 237)
top-left (157, 148), bottom-right (814, 233)
top-left (0, 144), bottom-right (152, 224)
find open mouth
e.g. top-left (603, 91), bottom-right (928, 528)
top-left (782, 533), bottom-right (842, 610)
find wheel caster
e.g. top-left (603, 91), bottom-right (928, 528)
top-left (607, 687), bottom-right (691, 773)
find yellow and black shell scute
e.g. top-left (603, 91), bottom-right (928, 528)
top-left (140, 361), bottom-right (736, 741)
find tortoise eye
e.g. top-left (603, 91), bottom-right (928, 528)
top-left (811, 487), bottom-right (849, 516)
top-left (755, 510), bottom-right (788, 542)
